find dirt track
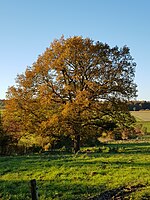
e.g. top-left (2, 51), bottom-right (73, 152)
top-left (88, 184), bottom-right (147, 200)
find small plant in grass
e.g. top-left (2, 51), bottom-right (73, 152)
top-left (98, 146), bottom-right (110, 153)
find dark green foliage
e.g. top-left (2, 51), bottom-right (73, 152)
top-left (53, 135), bottom-right (73, 152)
top-left (128, 101), bottom-right (150, 111)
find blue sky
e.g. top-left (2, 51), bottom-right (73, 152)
top-left (0, 0), bottom-right (150, 100)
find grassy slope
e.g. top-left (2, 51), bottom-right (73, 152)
top-left (0, 142), bottom-right (150, 200)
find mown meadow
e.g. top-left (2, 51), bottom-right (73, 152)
top-left (131, 110), bottom-right (150, 133)
top-left (0, 139), bottom-right (150, 200)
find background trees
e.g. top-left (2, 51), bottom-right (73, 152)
top-left (3, 36), bottom-right (137, 152)
top-left (128, 101), bottom-right (150, 111)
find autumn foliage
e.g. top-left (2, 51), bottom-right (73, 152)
top-left (2, 36), bottom-right (137, 153)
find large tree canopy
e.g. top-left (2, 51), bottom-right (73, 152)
top-left (4, 36), bottom-right (137, 152)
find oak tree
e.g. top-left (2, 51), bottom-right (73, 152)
top-left (4, 36), bottom-right (137, 152)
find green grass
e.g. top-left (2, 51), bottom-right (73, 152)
top-left (0, 141), bottom-right (150, 200)
top-left (138, 121), bottom-right (150, 133)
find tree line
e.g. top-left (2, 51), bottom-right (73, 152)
top-left (0, 36), bottom-right (139, 155)
top-left (128, 101), bottom-right (150, 111)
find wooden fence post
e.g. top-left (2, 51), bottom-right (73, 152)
top-left (30, 179), bottom-right (38, 200)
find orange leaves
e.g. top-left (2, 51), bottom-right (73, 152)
top-left (61, 102), bottom-right (74, 118)
top-left (75, 90), bottom-right (90, 107)
top-left (3, 35), bottom-right (137, 150)
top-left (48, 114), bottom-right (59, 126)
top-left (61, 90), bottom-right (90, 121)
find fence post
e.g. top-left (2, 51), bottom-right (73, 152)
top-left (30, 179), bottom-right (38, 200)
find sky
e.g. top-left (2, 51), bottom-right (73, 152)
top-left (0, 0), bottom-right (150, 100)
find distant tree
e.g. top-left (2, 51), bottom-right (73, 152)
top-left (4, 36), bottom-right (137, 152)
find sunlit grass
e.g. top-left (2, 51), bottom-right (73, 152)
top-left (0, 142), bottom-right (150, 199)
top-left (131, 111), bottom-right (150, 133)
top-left (131, 111), bottom-right (150, 121)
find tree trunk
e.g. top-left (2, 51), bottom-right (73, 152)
top-left (74, 135), bottom-right (80, 153)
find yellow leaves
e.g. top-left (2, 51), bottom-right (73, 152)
top-left (61, 90), bottom-right (90, 120)
top-left (40, 121), bottom-right (48, 130)
top-left (47, 114), bottom-right (59, 126)
top-left (61, 102), bottom-right (73, 118)
top-left (75, 90), bottom-right (90, 107)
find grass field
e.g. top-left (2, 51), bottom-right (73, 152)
top-left (0, 141), bottom-right (150, 200)
top-left (131, 111), bottom-right (150, 121)
top-left (131, 110), bottom-right (150, 133)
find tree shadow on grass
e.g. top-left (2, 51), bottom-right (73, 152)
top-left (0, 180), bottom-right (106, 200)
top-left (0, 179), bottom-right (149, 200)
top-left (88, 183), bottom-right (148, 200)
top-left (0, 180), bottom-right (31, 200)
